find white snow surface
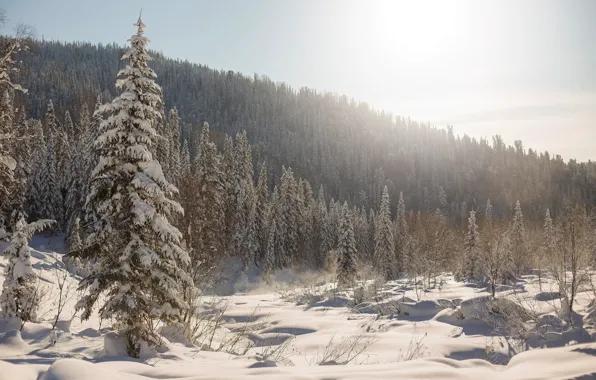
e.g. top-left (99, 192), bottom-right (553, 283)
top-left (0, 237), bottom-right (595, 379)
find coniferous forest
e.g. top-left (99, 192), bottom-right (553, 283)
top-left (1, 8), bottom-right (596, 372)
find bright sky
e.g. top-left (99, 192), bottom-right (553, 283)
top-left (5, 0), bottom-right (596, 161)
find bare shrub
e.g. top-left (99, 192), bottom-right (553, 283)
top-left (397, 333), bottom-right (428, 362)
top-left (307, 332), bottom-right (378, 365)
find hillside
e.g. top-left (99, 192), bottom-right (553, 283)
top-left (16, 40), bottom-right (596, 223)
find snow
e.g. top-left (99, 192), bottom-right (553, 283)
top-left (0, 240), bottom-right (595, 379)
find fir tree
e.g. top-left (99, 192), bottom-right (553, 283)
top-left (252, 162), bottom-right (269, 265)
top-left (510, 200), bottom-right (528, 275)
top-left (25, 120), bottom-right (45, 220)
top-left (231, 130), bottom-right (254, 259)
top-left (463, 210), bottom-right (480, 279)
top-left (76, 17), bottom-right (191, 358)
top-left (395, 191), bottom-right (407, 273)
top-left (167, 108), bottom-right (181, 183)
top-left (337, 202), bottom-right (357, 287)
top-left (0, 213), bottom-right (54, 324)
top-left (37, 132), bottom-right (62, 224)
top-left (265, 186), bottom-right (283, 272)
top-left (190, 122), bottom-right (225, 277)
top-left (279, 167), bottom-right (299, 266)
top-left (374, 186), bottom-right (395, 280)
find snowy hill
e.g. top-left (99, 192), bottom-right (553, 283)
top-left (1, 239), bottom-right (595, 380)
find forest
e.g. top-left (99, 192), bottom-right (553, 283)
top-left (0, 10), bottom-right (595, 379)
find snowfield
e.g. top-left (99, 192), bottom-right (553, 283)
top-left (1, 237), bottom-right (595, 379)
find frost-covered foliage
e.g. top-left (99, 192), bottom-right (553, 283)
top-left (374, 186), bottom-right (395, 281)
top-left (0, 213), bottom-right (54, 323)
top-left (510, 200), bottom-right (528, 275)
top-left (336, 202), bottom-right (356, 287)
top-left (463, 211), bottom-right (480, 279)
top-left (76, 17), bottom-right (191, 358)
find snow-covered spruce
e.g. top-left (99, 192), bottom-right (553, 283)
top-left (336, 202), bottom-right (357, 288)
top-left (0, 213), bottom-right (54, 324)
top-left (75, 16), bottom-right (192, 358)
top-left (374, 185), bottom-right (395, 281)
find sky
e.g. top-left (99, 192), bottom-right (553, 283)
top-left (3, 0), bottom-right (596, 161)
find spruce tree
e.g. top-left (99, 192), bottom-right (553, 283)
top-left (25, 120), bottom-right (45, 220)
top-left (279, 167), bottom-right (299, 266)
top-left (510, 200), bottom-right (528, 275)
top-left (337, 202), bottom-right (357, 287)
top-left (314, 186), bottom-right (332, 267)
top-left (463, 210), bottom-right (480, 279)
top-left (374, 186), bottom-right (395, 281)
top-left (0, 213), bottom-right (54, 323)
top-left (190, 122), bottom-right (225, 277)
top-left (76, 17), bottom-right (191, 357)
top-left (167, 108), bottom-right (181, 183)
top-left (38, 132), bottom-right (62, 223)
top-left (265, 186), bottom-right (283, 273)
top-left (252, 162), bottom-right (269, 265)
top-left (395, 191), bottom-right (407, 273)
top-left (231, 130), bottom-right (254, 259)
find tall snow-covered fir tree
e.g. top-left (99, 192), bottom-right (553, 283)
top-left (0, 213), bottom-right (54, 324)
top-left (37, 132), bottom-right (62, 224)
top-left (510, 200), bottom-right (528, 275)
top-left (395, 191), bottom-right (407, 273)
top-left (190, 122), bottom-right (225, 278)
top-left (314, 186), bottom-right (332, 267)
top-left (166, 108), bottom-right (181, 183)
top-left (251, 162), bottom-right (269, 265)
top-left (336, 202), bottom-right (357, 287)
top-left (279, 167), bottom-right (299, 266)
top-left (374, 186), bottom-right (395, 280)
top-left (75, 16), bottom-right (192, 358)
top-left (231, 130), bottom-right (254, 259)
top-left (265, 186), bottom-right (283, 273)
top-left (463, 210), bottom-right (480, 279)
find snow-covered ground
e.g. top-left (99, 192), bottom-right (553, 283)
top-left (1, 237), bottom-right (596, 379)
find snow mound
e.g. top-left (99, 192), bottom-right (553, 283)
top-left (103, 332), bottom-right (128, 357)
top-left (0, 360), bottom-right (38, 380)
top-left (39, 358), bottom-right (128, 380)
top-left (0, 329), bottom-right (29, 355)
top-left (399, 300), bottom-right (445, 318)
top-left (159, 323), bottom-right (192, 346)
top-left (460, 296), bottom-right (530, 321)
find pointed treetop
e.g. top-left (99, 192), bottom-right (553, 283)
top-left (134, 9), bottom-right (145, 36)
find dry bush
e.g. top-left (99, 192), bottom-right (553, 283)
top-left (307, 332), bottom-right (378, 366)
top-left (397, 333), bottom-right (428, 362)
top-left (256, 335), bottom-right (297, 364)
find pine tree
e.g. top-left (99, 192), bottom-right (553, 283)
top-left (337, 202), bottom-right (357, 287)
top-left (314, 186), bottom-right (331, 267)
top-left (37, 132), bottom-right (62, 223)
top-left (539, 208), bottom-right (556, 291)
top-left (510, 200), bottom-right (528, 275)
top-left (279, 167), bottom-right (299, 266)
top-left (231, 130), bottom-right (254, 260)
top-left (374, 186), bottom-right (395, 281)
top-left (395, 191), bottom-right (407, 273)
top-left (221, 135), bottom-right (235, 251)
top-left (0, 213), bottom-right (54, 324)
top-left (251, 162), bottom-right (269, 265)
top-left (463, 210), bottom-right (480, 279)
top-left (485, 198), bottom-right (493, 231)
top-left (76, 17), bottom-right (191, 358)
top-left (190, 122), bottom-right (225, 277)
top-left (264, 186), bottom-right (283, 273)
top-left (167, 108), bottom-right (181, 183)
top-left (25, 120), bottom-right (45, 220)
top-left (7, 107), bottom-right (30, 222)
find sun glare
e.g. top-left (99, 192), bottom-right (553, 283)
top-left (370, 0), bottom-right (470, 62)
